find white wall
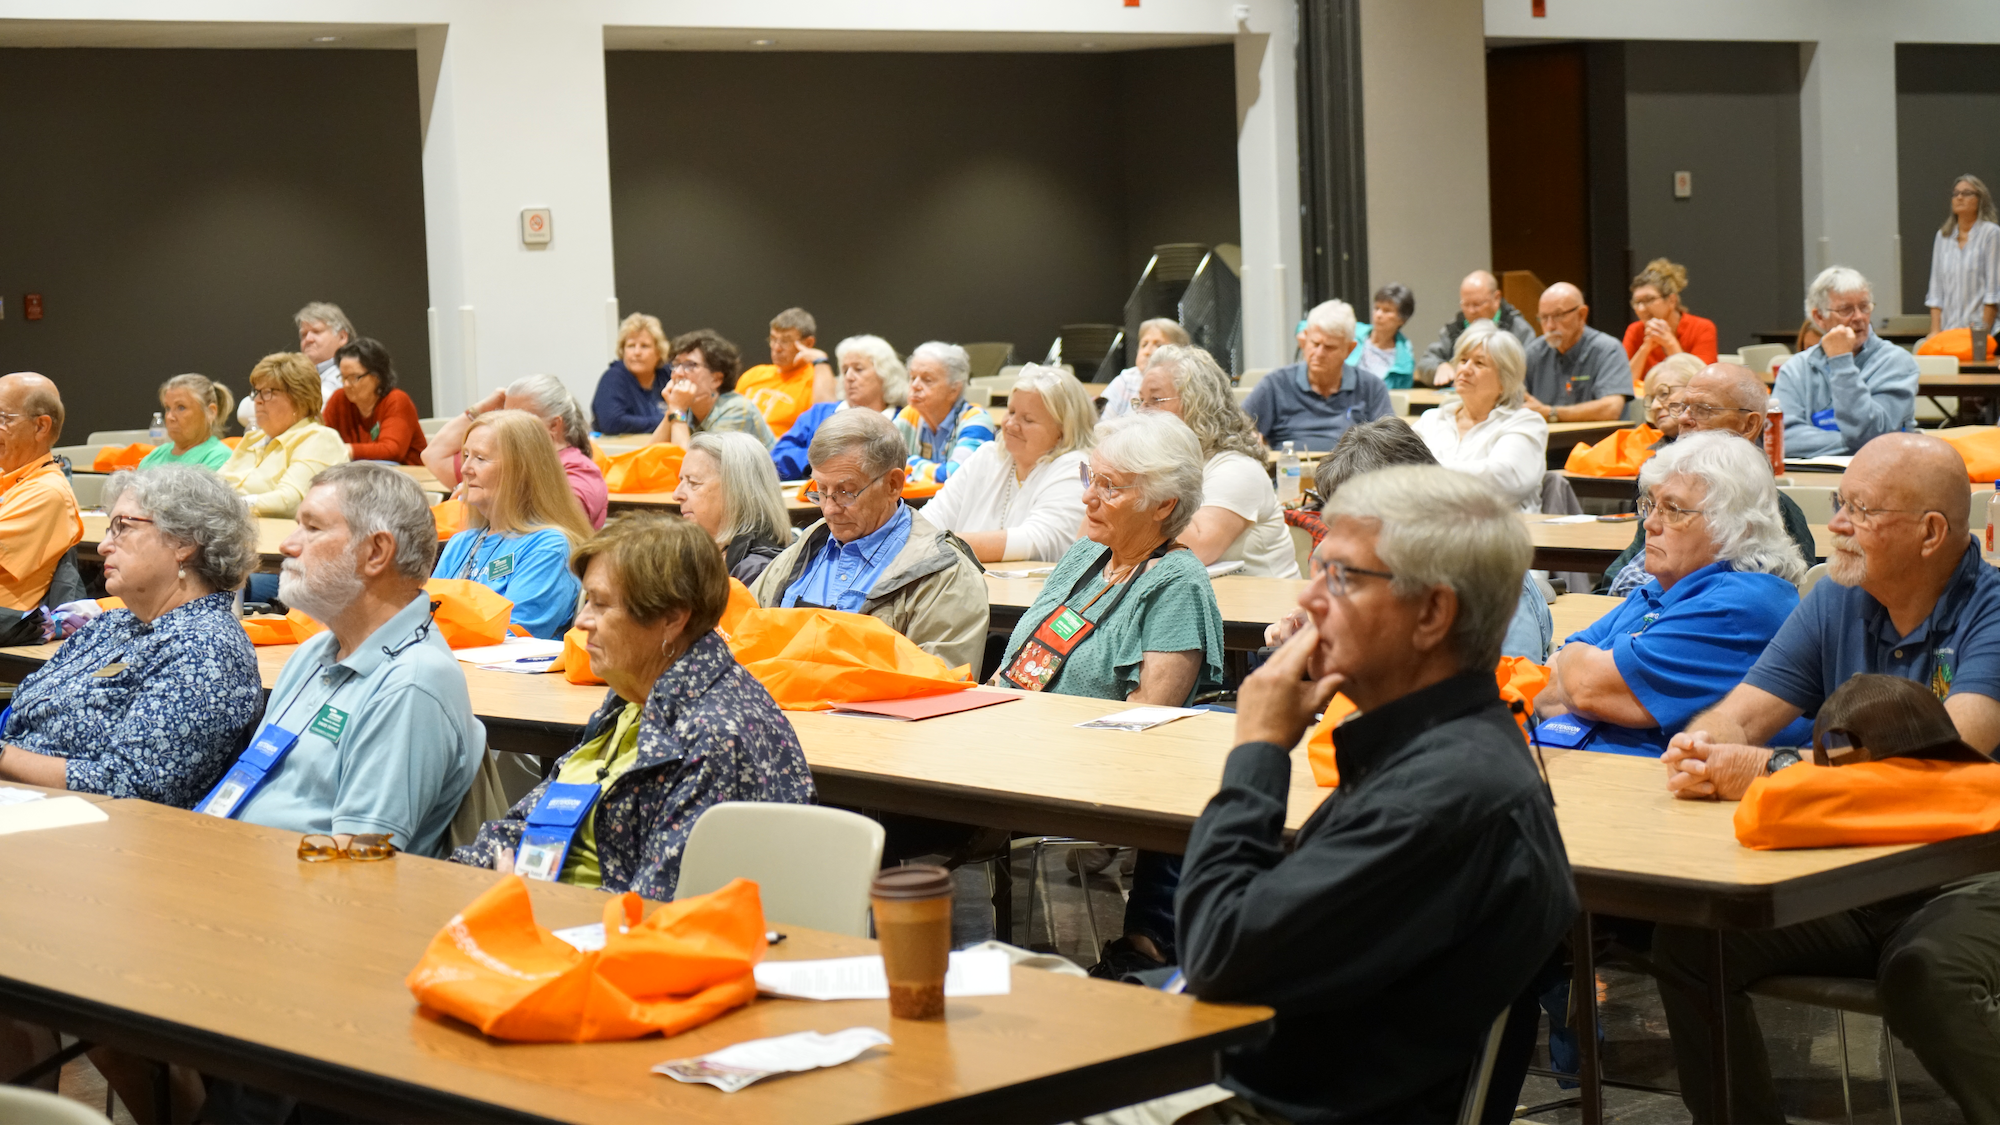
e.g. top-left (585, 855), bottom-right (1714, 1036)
top-left (1360, 0), bottom-right (1490, 348)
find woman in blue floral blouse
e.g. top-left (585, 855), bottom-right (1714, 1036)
top-left (0, 465), bottom-right (263, 805)
top-left (454, 512), bottom-right (814, 898)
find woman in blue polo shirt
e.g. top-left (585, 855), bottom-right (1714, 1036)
top-left (1537, 432), bottom-right (1814, 755)
top-left (434, 410), bottom-right (592, 638)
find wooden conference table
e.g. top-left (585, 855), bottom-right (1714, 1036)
top-left (0, 798), bottom-right (1271, 1124)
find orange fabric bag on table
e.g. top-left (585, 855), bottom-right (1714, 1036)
top-left (1305, 657), bottom-right (1549, 787)
top-left (1935, 428), bottom-right (2000, 484)
top-left (604, 444), bottom-right (683, 494)
top-left (1562, 425), bottom-right (1662, 477)
top-left (1733, 758), bottom-right (2000, 850)
top-left (91, 443), bottom-right (155, 472)
top-left (422, 578), bottom-right (516, 649)
top-left (725, 606), bottom-right (971, 711)
top-left (553, 580), bottom-right (759, 686)
top-left (406, 875), bottom-right (765, 1042)
top-left (241, 609), bottom-right (327, 646)
top-left (1916, 327), bottom-right (1999, 364)
top-left (431, 497), bottom-right (468, 541)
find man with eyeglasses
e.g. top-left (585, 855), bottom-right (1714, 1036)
top-left (1241, 298), bottom-right (1393, 451)
top-left (0, 372), bottom-right (83, 644)
top-left (1774, 265), bottom-right (1920, 457)
top-left (1521, 282), bottom-right (1632, 422)
top-left (1654, 431), bottom-right (2000, 1122)
top-left (1420, 269), bottom-right (1539, 385)
top-left (1595, 364), bottom-right (1819, 595)
top-left (749, 407), bottom-right (988, 674)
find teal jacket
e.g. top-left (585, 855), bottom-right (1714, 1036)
top-left (1347, 332), bottom-right (1415, 389)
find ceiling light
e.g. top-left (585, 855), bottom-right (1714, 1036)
top-left (310, 35), bottom-right (340, 42)
top-left (749, 38), bottom-right (778, 46)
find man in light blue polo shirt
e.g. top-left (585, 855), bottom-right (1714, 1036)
top-left (1537, 433), bottom-right (1810, 756)
top-left (200, 463), bottom-right (483, 857)
top-left (1653, 432), bottom-right (2000, 1124)
top-left (1242, 299), bottom-right (1392, 452)
top-left (1775, 265), bottom-right (1920, 457)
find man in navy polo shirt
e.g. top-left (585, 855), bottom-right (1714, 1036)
top-left (1654, 432), bottom-right (2000, 1122)
top-left (1242, 299), bottom-right (1393, 452)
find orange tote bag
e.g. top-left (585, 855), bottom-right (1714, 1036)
top-left (1562, 425), bottom-right (1662, 477)
top-left (603, 444), bottom-right (684, 494)
top-left (1306, 658), bottom-right (1549, 787)
top-left (1734, 758), bottom-right (2000, 850)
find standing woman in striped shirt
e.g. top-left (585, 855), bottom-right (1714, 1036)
top-left (1925, 174), bottom-right (2000, 343)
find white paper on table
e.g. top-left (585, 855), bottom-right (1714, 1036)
top-left (1785, 455), bottom-right (1854, 470)
top-left (753, 949), bottom-right (1011, 1000)
top-left (653, 1027), bottom-right (891, 1093)
top-left (1075, 705), bottom-right (1206, 732)
top-left (551, 922), bottom-right (607, 952)
top-left (0, 787), bottom-right (47, 808)
top-left (1540, 513), bottom-right (1599, 524)
top-left (1204, 559), bottom-right (1246, 578)
top-left (0, 796), bottom-right (107, 836)
top-left (454, 637), bottom-right (564, 668)
top-left (984, 566), bottom-right (1055, 579)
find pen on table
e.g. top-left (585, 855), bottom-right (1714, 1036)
top-left (508, 654), bottom-right (558, 664)
top-left (766, 931), bottom-right (786, 945)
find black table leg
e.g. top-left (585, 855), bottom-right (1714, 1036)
top-left (1708, 928), bottom-right (1734, 1124)
top-left (1571, 912), bottom-right (1602, 1124)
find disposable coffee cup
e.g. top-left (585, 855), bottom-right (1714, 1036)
top-left (871, 864), bottom-right (953, 1019)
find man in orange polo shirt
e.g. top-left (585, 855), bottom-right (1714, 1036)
top-left (0, 373), bottom-right (83, 640)
top-left (734, 307), bottom-right (837, 438)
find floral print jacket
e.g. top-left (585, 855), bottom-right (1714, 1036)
top-left (453, 630), bottom-right (814, 899)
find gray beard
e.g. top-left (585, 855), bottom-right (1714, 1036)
top-left (277, 547), bottom-right (365, 622)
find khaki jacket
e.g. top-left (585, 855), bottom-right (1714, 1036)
top-left (750, 507), bottom-right (990, 677)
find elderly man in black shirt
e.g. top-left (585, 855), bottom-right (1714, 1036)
top-left (1176, 464), bottom-right (1576, 1123)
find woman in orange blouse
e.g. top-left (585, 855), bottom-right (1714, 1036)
top-left (323, 337), bottom-right (428, 465)
top-left (1623, 257), bottom-right (1719, 384)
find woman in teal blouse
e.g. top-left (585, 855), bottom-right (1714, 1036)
top-left (1345, 282), bottom-right (1418, 389)
top-left (137, 373), bottom-right (235, 470)
top-left (992, 409), bottom-right (1223, 975)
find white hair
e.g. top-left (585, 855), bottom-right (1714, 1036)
top-left (1009, 363), bottom-right (1098, 460)
top-left (102, 465), bottom-right (259, 591)
top-left (1637, 431), bottom-right (1806, 584)
top-left (809, 406), bottom-right (907, 478)
top-left (1304, 299), bottom-right (1358, 341)
top-left (833, 335), bottom-right (910, 408)
top-left (908, 341), bottom-right (972, 390)
top-left (687, 432), bottom-right (789, 550)
top-left (309, 462), bottom-right (439, 581)
top-left (1805, 266), bottom-right (1872, 318)
top-left (1453, 320), bottom-right (1527, 408)
top-left (506, 373), bottom-right (591, 453)
top-left (1091, 411), bottom-right (1205, 539)
top-left (1322, 465), bottom-right (1532, 671)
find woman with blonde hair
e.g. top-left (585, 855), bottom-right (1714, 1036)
top-left (924, 363), bottom-right (1097, 562)
top-left (673, 431), bottom-right (793, 584)
top-left (217, 352), bottom-right (348, 517)
top-left (592, 311), bottom-right (672, 435)
top-left (139, 373), bottom-right (235, 470)
top-left (1925, 173), bottom-right (2000, 342)
top-left (1133, 344), bottom-right (1299, 577)
top-left (1642, 352), bottom-right (1706, 437)
top-left (1409, 320), bottom-right (1548, 511)
top-left (1623, 257), bottom-right (1719, 383)
top-left (434, 410), bottom-right (593, 637)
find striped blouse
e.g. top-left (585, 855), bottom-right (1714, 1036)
top-left (1924, 220), bottom-right (2000, 331)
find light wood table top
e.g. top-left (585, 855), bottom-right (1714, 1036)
top-left (985, 570), bottom-right (1308, 651)
top-left (79, 513), bottom-right (295, 572)
top-left (1401, 387), bottom-right (1449, 414)
top-left (0, 798), bottom-right (1270, 1124)
top-left (1919, 373), bottom-right (2000, 394)
top-left (1549, 593), bottom-right (1622, 639)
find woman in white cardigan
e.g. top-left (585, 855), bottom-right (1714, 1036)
top-left (923, 364), bottom-right (1095, 563)
top-left (1410, 320), bottom-right (1548, 511)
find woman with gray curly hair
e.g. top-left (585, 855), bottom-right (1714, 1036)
top-left (0, 464), bottom-right (264, 806)
top-left (1537, 431), bottom-right (1811, 757)
top-left (1135, 343), bottom-right (1298, 577)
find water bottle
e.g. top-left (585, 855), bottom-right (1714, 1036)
top-left (149, 412), bottom-right (165, 442)
top-left (1763, 397), bottom-right (1784, 476)
top-left (1276, 441), bottom-right (1303, 505)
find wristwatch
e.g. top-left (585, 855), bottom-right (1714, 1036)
top-left (1766, 748), bottom-right (1802, 774)
top-left (464, 407), bottom-right (479, 421)
top-left (670, 409), bottom-right (694, 425)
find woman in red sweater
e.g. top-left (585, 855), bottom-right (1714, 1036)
top-left (324, 337), bottom-right (429, 465)
top-left (1623, 257), bottom-right (1719, 385)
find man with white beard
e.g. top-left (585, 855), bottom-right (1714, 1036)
top-left (1652, 431), bottom-right (2000, 1122)
top-left (195, 462), bottom-right (483, 858)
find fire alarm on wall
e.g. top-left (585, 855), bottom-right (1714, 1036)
top-left (521, 208), bottom-right (552, 246)
top-left (1673, 171), bottom-right (1692, 199)
top-left (23, 294), bottom-right (43, 320)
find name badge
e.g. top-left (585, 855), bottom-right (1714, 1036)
top-left (197, 723), bottom-right (301, 819)
top-left (308, 705), bottom-right (349, 742)
top-left (1810, 407), bottom-right (1839, 432)
top-left (487, 553), bottom-right (514, 581)
top-left (1531, 714), bottom-right (1600, 749)
top-left (515, 781), bottom-right (602, 882)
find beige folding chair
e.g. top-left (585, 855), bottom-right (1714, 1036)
top-left (1238, 368), bottom-right (1271, 390)
top-left (1778, 485), bottom-right (1836, 525)
top-left (1739, 344), bottom-right (1790, 377)
top-left (677, 802), bottom-right (886, 937)
top-left (1389, 389), bottom-right (1411, 417)
top-left (419, 417), bottom-right (451, 436)
top-left (84, 430), bottom-right (152, 446)
top-left (1800, 561), bottom-right (1830, 596)
top-left (0, 1085), bottom-right (113, 1125)
top-left (1747, 976), bottom-right (1901, 1125)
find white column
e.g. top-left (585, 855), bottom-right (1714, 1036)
top-left (1798, 34), bottom-right (1903, 312)
top-left (420, 11), bottom-right (619, 417)
top-left (1235, 0), bottom-right (1305, 371)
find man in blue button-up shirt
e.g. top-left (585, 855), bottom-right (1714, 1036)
top-left (1774, 266), bottom-right (1919, 457)
top-left (1651, 433), bottom-right (2000, 1124)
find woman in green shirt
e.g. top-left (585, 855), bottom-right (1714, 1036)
top-left (137, 373), bottom-right (234, 471)
top-left (993, 409), bottom-right (1224, 974)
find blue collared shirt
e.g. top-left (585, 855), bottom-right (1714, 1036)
top-left (781, 503), bottom-right (914, 613)
top-left (1241, 361), bottom-right (1394, 452)
top-left (1774, 332), bottom-right (1919, 457)
top-left (230, 592), bottom-right (485, 856)
top-left (1747, 538), bottom-right (2000, 714)
top-left (1567, 562), bottom-right (1808, 756)
top-left (434, 525), bottom-right (582, 639)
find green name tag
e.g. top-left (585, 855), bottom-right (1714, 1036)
top-left (1048, 608), bottom-right (1086, 641)
top-left (487, 554), bottom-right (514, 580)
top-left (308, 705), bottom-right (349, 742)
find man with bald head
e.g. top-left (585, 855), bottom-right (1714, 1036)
top-left (0, 373), bottom-right (83, 643)
top-left (1520, 282), bottom-right (1631, 422)
top-left (1597, 363), bottom-right (1817, 595)
top-left (1419, 270), bottom-right (1537, 385)
top-left (1653, 430), bottom-right (2000, 1122)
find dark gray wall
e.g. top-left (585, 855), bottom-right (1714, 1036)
top-left (0, 48), bottom-right (431, 440)
top-left (1622, 41), bottom-right (1803, 353)
top-left (605, 47), bottom-right (1239, 368)
top-left (1896, 44), bottom-right (2000, 316)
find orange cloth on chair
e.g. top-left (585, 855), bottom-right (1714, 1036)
top-left (91, 443), bottom-right (155, 472)
top-left (0, 454), bottom-right (84, 612)
top-left (1934, 429), bottom-right (2000, 483)
top-left (1916, 327), bottom-right (1999, 364)
top-left (1306, 658), bottom-right (1549, 787)
top-left (735, 362), bottom-right (816, 437)
top-left (406, 875), bottom-right (765, 1043)
top-left (1562, 425), bottom-right (1662, 477)
top-left (1734, 758), bottom-right (2000, 849)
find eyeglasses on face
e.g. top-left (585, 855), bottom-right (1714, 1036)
top-left (1662, 401), bottom-right (1754, 423)
top-left (1079, 465), bottom-right (1141, 497)
top-left (1309, 556), bottom-right (1396, 597)
top-left (1137, 394), bottom-right (1179, 409)
top-left (103, 515), bottom-right (156, 542)
top-left (1825, 302), bottom-right (1874, 320)
top-left (251, 388), bottom-right (286, 403)
top-left (806, 471), bottom-right (889, 507)
top-left (1637, 496), bottom-right (1706, 527)
top-left (298, 833), bottom-right (396, 862)
top-left (1830, 493), bottom-right (1940, 527)
top-left (1542, 305), bottom-right (1583, 321)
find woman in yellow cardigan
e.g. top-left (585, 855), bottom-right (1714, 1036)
top-left (217, 352), bottom-right (349, 518)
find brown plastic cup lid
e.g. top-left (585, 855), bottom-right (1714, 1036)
top-left (871, 864), bottom-right (952, 900)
